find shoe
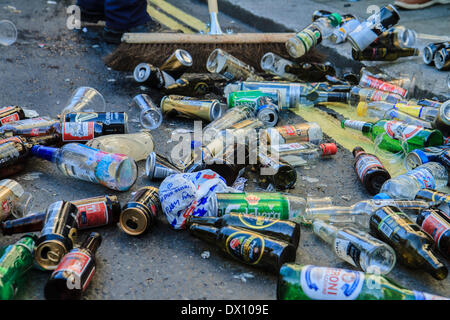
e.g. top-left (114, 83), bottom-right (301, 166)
top-left (103, 20), bottom-right (166, 44)
top-left (394, 0), bottom-right (450, 9)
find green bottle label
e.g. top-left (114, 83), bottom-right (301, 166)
top-left (216, 192), bottom-right (290, 219)
top-left (226, 231), bottom-right (265, 264)
top-left (295, 25), bottom-right (322, 53)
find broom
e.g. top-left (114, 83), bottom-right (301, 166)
top-left (103, 0), bottom-right (325, 73)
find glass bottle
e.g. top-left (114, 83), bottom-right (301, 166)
top-left (378, 162), bottom-right (448, 200)
top-left (31, 143), bottom-right (138, 191)
top-left (277, 264), bottom-right (449, 300)
top-left (416, 208), bottom-right (449, 259)
top-left (271, 142), bottom-right (337, 167)
top-left (86, 131), bottom-right (154, 161)
top-left (312, 219), bottom-right (396, 274)
top-left (286, 13), bottom-right (342, 58)
top-left (369, 205), bottom-right (447, 280)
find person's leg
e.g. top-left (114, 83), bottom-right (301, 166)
top-left (77, 0), bottom-right (106, 22)
top-left (104, 0), bottom-right (151, 31)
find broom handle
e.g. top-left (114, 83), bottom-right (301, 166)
top-left (122, 32), bottom-right (295, 44)
top-left (208, 0), bottom-right (219, 14)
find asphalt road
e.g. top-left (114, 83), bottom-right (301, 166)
top-left (0, 0), bottom-right (449, 300)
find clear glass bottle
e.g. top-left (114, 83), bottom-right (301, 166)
top-left (266, 122), bottom-right (323, 145)
top-left (286, 13), bottom-right (342, 58)
top-left (260, 52), bottom-right (299, 82)
top-left (271, 142), bottom-right (337, 167)
top-left (0, 179), bottom-right (33, 220)
top-left (31, 143), bottom-right (138, 191)
top-left (312, 219), bottom-right (396, 274)
top-left (206, 48), bottom-right (264, 81)
top-left (378, 162), bottom-right (448, 200)
top-left (85, 130), bottom-right (154, 161)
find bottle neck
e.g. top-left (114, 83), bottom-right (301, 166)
top-left (188, 223), bottom-right (219, 244)
top-left (312, 219), bottom-right (338, 245)
top-left (342, 120), bottom-right (372, 135)
top-left (1, 211), bottom-right (46, 235)
top-left (81, 232), bottom-right (102, 256)
top-left (31, 145), bottom-right (58, 162)
top-left (418, 245), bottom-right (448, 280)
top-left (185, 215), bottom-right (221, 229)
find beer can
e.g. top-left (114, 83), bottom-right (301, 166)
top-left (434, 47), bottom-right (450, 71)
top-left (64, 112), bottom-right (128, 134)
top-left (120, 186), bottom-right (161, 236)
top-left (423, 42), bottom-right (449, 65)
top-left (405, 146), bottom-right (450, 170)
top-left (256, 98), bottom-right (280, 127)
top-left (161, 95), bottom-right (223, 122)
top-left (0, 106), bottom-right (25, 126)
top-left (159, 49), bottom-right (193, 79)
top-left (35, 201), bottom-right (79, 270)
top-left (133, 63), bottom-right (165, 87)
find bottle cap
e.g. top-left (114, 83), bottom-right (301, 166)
top-left (320, 143), bottom-right (337, 156)
top-left (356, 102), bottom-right (368, 116)
top-left (329, 13), bottom-right (342, 27)
top-left (373, 193), bottom-right (391, 199)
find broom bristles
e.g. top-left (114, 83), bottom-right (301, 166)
top-left (103, 42), bottom-right (326, 73)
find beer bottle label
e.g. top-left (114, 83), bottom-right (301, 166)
top-left (299, 265), bottom-right (364, 300)
top-left (77, 201), bottom-right (108, 228)
top-left (225, 231), bottom-right (265, 265)
top-left (216, 193), bottom-right (290, 220)
top-left (355, 155), bottom-right (385, 181)
top-left (421, 213), bottom-right (449, 247)
top-left (0, 113), bottom-right (20, 125)
top-left (53, 251), bottom-right (94, 291)
top-left (295, 25), bottom-right (322, 53)
top-left (361, 75), bottom-right (407, 97)
top-left (377, 211), bottom-right (411, 239)
top-left (384, 120), bottom-right (422, 140)
top-left (62, 122), bottom-right (95, 141)
top-left (343, 120), bottom-right (367, 132)
top-left (334, 238), bottom-right (362, 269)
top-left (406, 168), bottom-right (436, 189)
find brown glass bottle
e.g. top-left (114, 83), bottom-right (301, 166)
top-left (352, 46), bottom-right (419, 62)
top-left (416, 208), bottom-right (450, 260)
top-left (0, 106), bottom-right (26, 126)
top-left (352, 147), bottom-right (391, 195)
top-left (25, 133), bottom-right (62, 147)
top-left (44, 232), bottom-right (102, 300)
top-left (1, 195), bottom-right (121, 235)
top-left (185, 213), bottom-right (301, 248)
top-left (188, 223), bottom-right (296, 274)
top-left (369, 206), bottom-right (448, 280)
top-left (0, 137), bottom-right (30, 179)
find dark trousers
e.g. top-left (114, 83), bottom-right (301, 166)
top-left (77, 0), bottom-right (151, 31)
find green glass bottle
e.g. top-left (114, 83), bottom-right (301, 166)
top-left (0, 234), bottom-right (36, 300)
top-left (369, 206), bottom-right (448, 280)
top-left (185, 212), bottom-right (301, 248)
top-left (277, 263), bottom-right (449, 300)
top-left (212, 192), bottom-right (307, 222)
top-left (341, 119), bottom-right (444, 153)
top-left (188, 223), bottom-right (296, 274)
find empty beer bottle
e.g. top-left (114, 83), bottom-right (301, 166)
top-left (369, 206), bottom-right (448, 280)
top-left (0, 234), bottom-right (36, 300)
top-left (347, 86), bottom-right (403, 106)
top-left (352, 147), bottom-right (391, 195)
top-left (31, 143), bottom-right (138, 192)
top-left (212, 192), bottom-right (307, 222)
top-left (257, 146), bottom-right (297, 190)
top-left (312, 219), bottom-right (396, 274)
top-left (341, 119), bottom-right (444, 153)
top-left (162, 73), bottom-right (227, 97)
top-left (352, 46), bottom-right (419, 62)
top-left (415, 188), bottom-right (450, 215)
top-left (378, 162), bottom-right (448, 200)
top-left (277, 264), bottom-right (449, 300)
top-left (266, 122), bottom-right (323, 145)
top-left (0, 117), bottom-right (60, 137)
top-left (1, 195), bottom-right (121, 235)
top-left (63, 112), bottom-right (128, 135)
top-left (185, 213), bottom-right (301, 248)
top-left (44, 232), bottom-right (102, 300)
top-left (286, 13), bottom-right (342, 58)
top-left (0, 137), bottom-right (30, 179)
top-left (0, 106), bottom-right (26, 126)
top-left (271, 142), bottom-right (337, 167)
top-left (416, 208), bottom-right (449, 259)
top-left (188, 223), bottom-right (296, 273)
